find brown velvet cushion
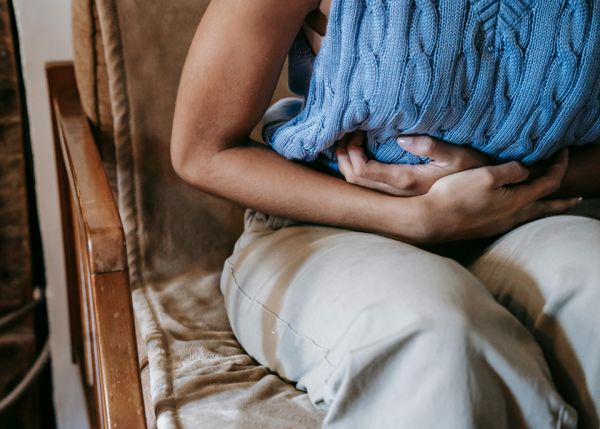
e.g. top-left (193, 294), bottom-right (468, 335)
top-left (71, 0), bottom-right (322, 427)
top-left (72, 0), bottom-right (292, 280)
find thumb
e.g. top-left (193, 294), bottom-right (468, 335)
top-left (397, 136), bottom-right (437, 157)
top-left (397, 136), bottom-right (458, 163)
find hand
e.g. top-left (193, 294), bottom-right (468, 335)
top-left (335, 132), bottom-right (489, 196)
top-left (417, 149), bottom-right (582, 243)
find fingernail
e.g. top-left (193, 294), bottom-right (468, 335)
top-left (577, 197), bottom-right (584, 204)
top-left (397, 138), bottom-right (412, 146)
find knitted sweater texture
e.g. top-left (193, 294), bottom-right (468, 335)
top-left (267, 0), bottom-right (600, 167)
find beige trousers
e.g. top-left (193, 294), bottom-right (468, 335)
top-left (220, 210), bottom-right (600, 428)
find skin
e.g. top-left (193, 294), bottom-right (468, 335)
top-left (171, 0), bottom-right (597, 245)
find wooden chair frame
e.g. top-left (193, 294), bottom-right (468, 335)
top-left (46, 62), bottom-right (146, 429)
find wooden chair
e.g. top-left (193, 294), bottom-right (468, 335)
top-left (47, 0), bottom-right (322, 428)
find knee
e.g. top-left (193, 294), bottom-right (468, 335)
top-left (412, 296), bottom-right (479, 350)
top-left (319, 293), bottom-right (487, 405)
top-left (532, 216), bottom-right (600, 272)
top-left (344, 282), bottom-right (484, 357)
top-left (473, 216), bottom-right (600, 312)
top-left (322, 253), bottom-right (503, 370)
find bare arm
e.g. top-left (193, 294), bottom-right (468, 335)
top-left (171, 0), bottom-right (580, 245)
top-left (171, 0), bottom-right (430, 242)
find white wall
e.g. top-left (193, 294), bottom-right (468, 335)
top-left (12, 1), bottom-right (89, 428)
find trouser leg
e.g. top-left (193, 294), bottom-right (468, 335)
top-left (221, 211), bottom-right (577, 428)
top-left (470, 215), bottom-right (600, 428)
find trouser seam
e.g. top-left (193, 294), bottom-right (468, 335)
top-left (226, 261), bottom-right (336, 369)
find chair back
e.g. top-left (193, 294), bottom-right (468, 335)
top-left (72, 0), bottom-right (290, 285)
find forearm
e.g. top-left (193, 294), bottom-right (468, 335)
top-left (177, 140), bottom-right (428, 243)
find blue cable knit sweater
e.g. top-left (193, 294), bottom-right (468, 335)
top-left (267, 0), bottom-right (600, 169)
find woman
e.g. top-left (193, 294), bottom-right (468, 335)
top-left (171, 1), bottom-right (600, 427)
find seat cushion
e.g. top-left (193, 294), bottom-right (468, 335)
top-left (134, 269), bottom-right (324, 428)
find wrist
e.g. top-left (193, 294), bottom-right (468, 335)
top-left (380, 194), bottom-right (437, 245)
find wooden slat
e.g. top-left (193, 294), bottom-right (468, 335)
top-left (92, 271), bottom-right (145, 428)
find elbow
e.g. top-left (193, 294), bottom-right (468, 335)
top-left (170, 134), bottom-right (224, 193)
top-left (170, 136), bottom-right (205, 187)
top-left (170, 137), bottom-right (191, 182)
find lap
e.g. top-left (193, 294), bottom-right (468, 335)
top-left (222, 213), bottom-right (600, 359)
top-left (221, 210), bottom-right (508, 381)
top-left (220, 210), bottom-right (599, 426)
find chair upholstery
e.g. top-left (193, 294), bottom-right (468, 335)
top-left (71, 0), bottom-right (324, 427)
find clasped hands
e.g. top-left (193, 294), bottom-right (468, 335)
top-left (336, 132), bottom-right (582, 240)
top-left (336, 132), bottom-right (490, 197)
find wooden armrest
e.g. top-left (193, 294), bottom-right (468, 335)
top-left (46, 62), bottom-right (126, 275)
top-left (47, 62), bottom-right (146, 429)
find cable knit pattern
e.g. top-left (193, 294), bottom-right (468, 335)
top-left (267, 0), bottom-right (600, 168)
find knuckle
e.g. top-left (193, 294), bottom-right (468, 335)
top-left (345, 174), bottom-right (357, 184)
top-left (543, 178), bottom-right (561, 194)
top-left (480, 168), bottom-right (496, 186)
top-left (420, 137), bottom-right (436, 153)
top-left (353, 163), bottom-right (366, 178)
top-left (398, 172), bottom-right (417, 191)
top-left (337, 162), bottom-right (349, 177)
top-left (509, 161), bottom-right (525, 176)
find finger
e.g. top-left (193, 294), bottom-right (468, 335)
top-left (397, 136), bottom-right (486, 169)
top-left (397, 136), bottom-right (446, 159)
top-left (346, 134), bottom-right (369, 176)
top-left (480, 161), bottom-right (530, 188)
top-left (346, 133), bottom-right (412, 188)
top-left (365, 162), bottom-right (444, 194)
top-left (359, 159), bottom-right (443, 195)
top-left (337, 143), bottom-right (392, 189)
top-left (356, 177), bottom-right (417, 196)
top-left (515, 149), bottom-right (569, 202)
top-left (341, 133), bottom-right (447, 195)
top-left (336, 144), bottom-right (354, 179)
top-left (336, 144), bottom-right (425, 195)
top-left (514, 196), bottom-right (583, 224)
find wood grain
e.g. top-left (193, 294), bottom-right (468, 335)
top-left (47, 62), bottom-right (146, 429)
